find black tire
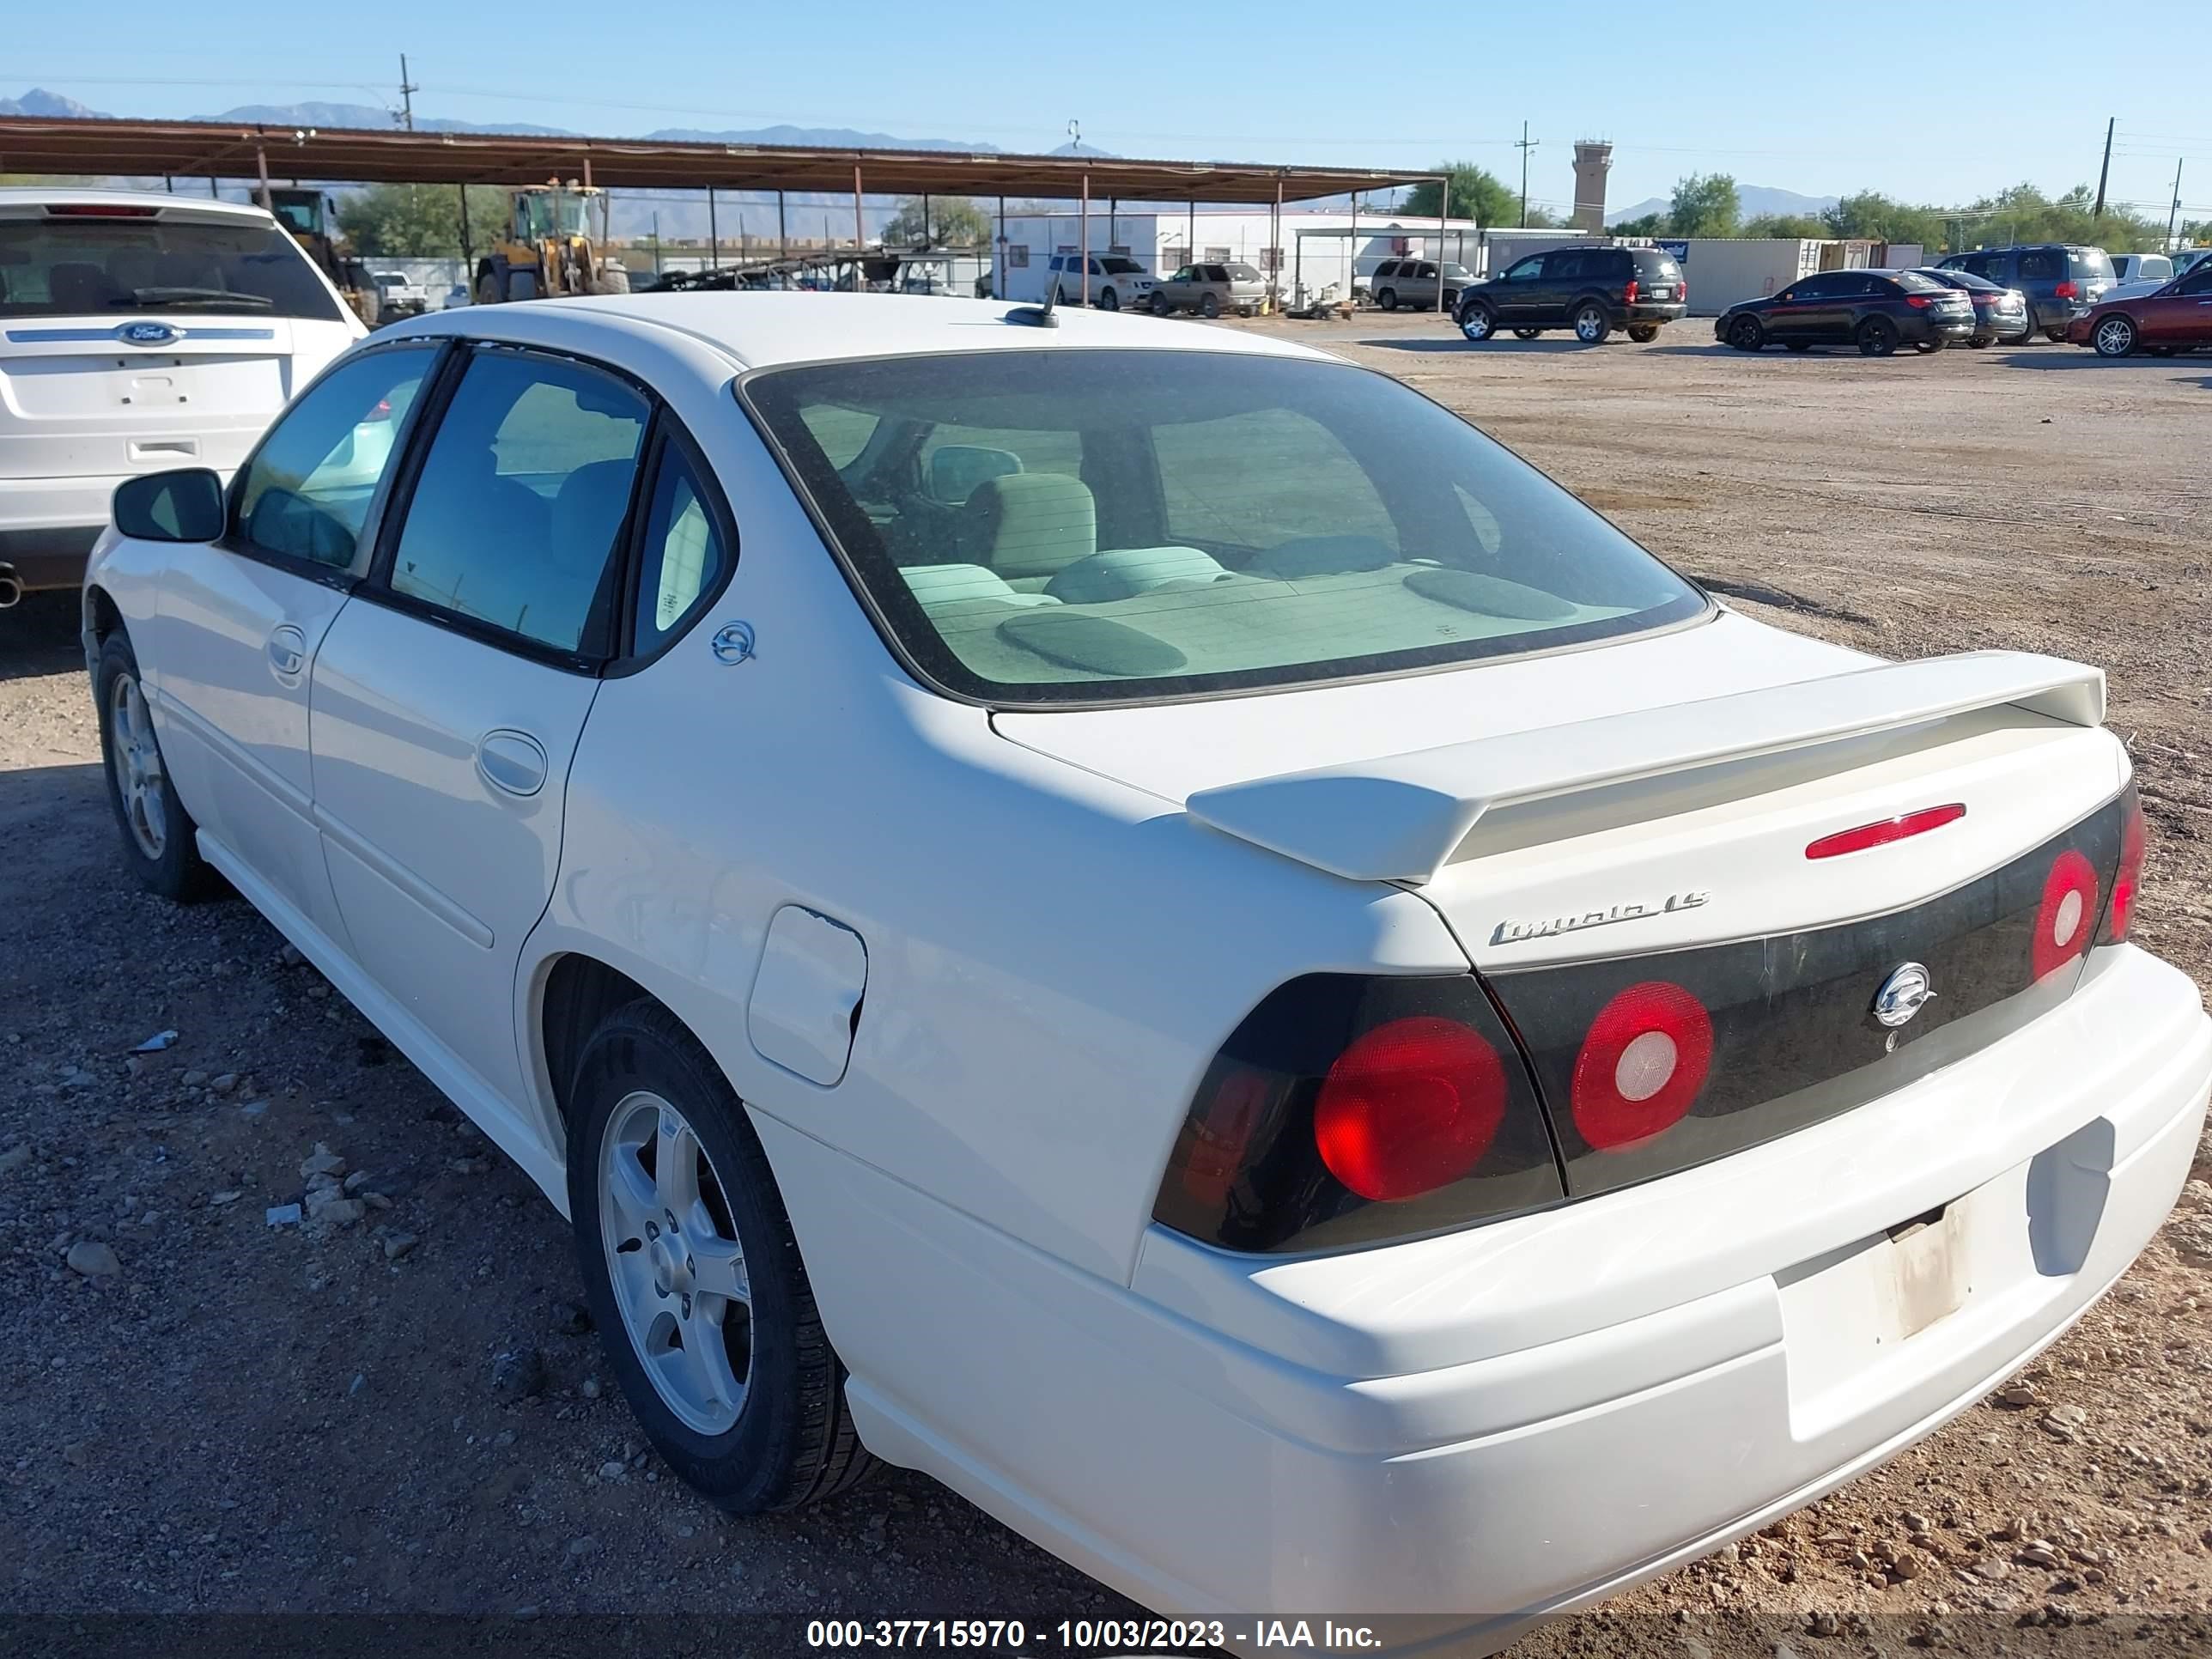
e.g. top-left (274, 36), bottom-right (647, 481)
top-left (1914, 339), bottom-right (1946, 354)
top-left (1199, 291), bottom-right (1221, 319)
top-left (1969, 337), bottom-right (1992, 349)
top-left (94, 631), bottom-right (215, 902)
top-left (1627, 325), bottom-right (1660, 343)
top-left (1377, 288), bottom-right (1398, 312)
top-left (1856, 316), bottom-right (1899, 357)
top-left (1727, 314), bottom-right (1765, 352)
top-left (1511, 326), bottom-right (1542, 340)
top-left (2045, 327), bottom-right (2067, 343)
top-left (1148, 290), bottom-right (1171, 316)
top-left (2093, 314), bottom-right (2138, 358)
top-left (1458, 303), bottom-right (1497, 342)
top-left (1571, 301), bottom-right (1613, 344)
top-left (568, 1000), bottom-right (875, 1514)
top-left (1097, 287), bottom-right (1119, 313)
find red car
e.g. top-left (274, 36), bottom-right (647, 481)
top-left (2068, 259), bottom-right (2212, 356)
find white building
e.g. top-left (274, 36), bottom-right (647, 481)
top-left (989, 208), bottom-right (1483, 304)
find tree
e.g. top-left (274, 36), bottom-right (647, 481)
top-left (1741, 213), bottom-right (1829, 240)
top-left (1668, 173), bottom-right (1740, 238)
top-left (881, 195), bottom-right (993, 247)
top-left (337, 183), bottom-right (510, 258)
top-left (1608, 211), bottom-right (1668, 239)
top-left (1401, 162), bottom-right (1520, 228)
top-left (1822, 191), bottom-right (1947, 252)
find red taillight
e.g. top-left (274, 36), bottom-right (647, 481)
top-left (1571, 981), bottom-right (1713, 1152)
top-left (2054, 280), bottom-right (2079, 301)
top-left (1679, 280), bottom-right (1687, 305)
top-left (1905, 294), bottom-right (1931, 308)
top-left (1313, 1017), bottom-right (1506, 1200)
top-left (1176, 1065), bottom-right (1269, 1210)
top-left (1805, 803), bottom-right (1966, 860)
top-left (46, 203), bottom-right (161, 218)
top-left (2103, 788), bottom-right (2147, 944)
top-left (2033, 848), bottom-right (2100, 980)
top-left (1623, 278), bottom-right (1639, 304)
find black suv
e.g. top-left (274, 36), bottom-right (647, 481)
top-left (1936, 245), bottom-right (2114, 342)
top-left (1715, 268), bottom-right (1975, 356)
top-left (1455, 245), bottom-right (1687, 344)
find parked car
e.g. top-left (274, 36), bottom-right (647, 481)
top-left (443, 282), bottom-right (471, 309)
top-left (1146, 259), bottom-right (1267, 318)
top-left (2176, 247), bottom-right (2212, 280)
top-left (1369, 257), bottom-right (1474, 312)
top-left (0, 186), bottom-right (363, 612)
top-left (2066, 258), bottom-right (2212, 356)
top-left (1717, 269), bottom-right (1975, 356)
top-left (1456, 245), bottom-right (1687, 344)
top-left (2108, 253), bottom-right (2172, 289)
top-left (370, 270), bottom-right (431, 319)
top-left (1936, 245), bottom-right (2114, 342)
top-left (1045, 252), bottom-right (1158, 313)
top-left (82, 293), bottom-right (2205, 1638)
top-left (1909, 266), bottom-right (2031, 346)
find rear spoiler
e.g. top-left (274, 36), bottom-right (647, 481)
top-left (1185, 651), bottom-right (2106, 885)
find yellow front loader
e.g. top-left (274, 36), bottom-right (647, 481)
top-left (474, 184), bottom-right (630, 304)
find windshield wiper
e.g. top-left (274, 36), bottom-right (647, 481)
top-left (115, 288), bottom-right (275, 310)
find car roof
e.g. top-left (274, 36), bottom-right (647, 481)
top-left (403, 292), bottom-right (1335, 372)
top-left (0, 185), bottom-right (276, 225)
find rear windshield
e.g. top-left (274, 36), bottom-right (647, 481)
top-left (1224, 264), bottom-right (1264, 282)
top-left (1632, 251), bottom-right (1682, 279)
top-left (2069, 247), bottom-right (2114, 280)
top-left (0, 212), bottom-right (343, 321)
top-left (743, 349), bottom-right (1708, 705)
top-left (1893, 270), bottom-right (1947, 293)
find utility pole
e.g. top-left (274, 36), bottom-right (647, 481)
top-left (1516, 122), bottom-right (1539, 227)
top-left (2168, 159), bottom-right (2186, 251)
top-left (2092, 117), bottom-right (2114, 217)
top-left (398, 55), bottom-right (418, 131)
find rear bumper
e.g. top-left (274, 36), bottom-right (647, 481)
top-left (814, 945), bottom-right (2209, 1639)
top-left (0, 521), bottom-right (102, 592)
top-left (1619, 301), bottom-right (1687, 325)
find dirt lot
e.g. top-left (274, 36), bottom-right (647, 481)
top-left (3, 314), bottom-right (2209, 1656)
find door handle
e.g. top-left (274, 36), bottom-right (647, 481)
top-left (266, 624), bottom-right (307, 678)
top-left (476, 729), bottom-right (549, 799)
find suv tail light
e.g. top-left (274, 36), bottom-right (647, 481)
top-left (1150, 974), bottom-right (1564, 1253)
top-left (2100, 783), bottom-right (2147, 945)
top-left (1624, 277), bottom-right (1639, 304)
top-left (2055, 279), bottom-right (2079, 301)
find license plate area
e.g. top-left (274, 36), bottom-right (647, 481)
top-left (1777, 1192), bottom-right (1977, 1434)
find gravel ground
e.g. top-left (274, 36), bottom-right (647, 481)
top-left (3, 315), bottom-right (2209, 1656)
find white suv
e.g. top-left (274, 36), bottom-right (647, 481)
top-left (1046, 252), bottom-right (1158, 312)
top-left (0, 188), bottom-right (363, 611)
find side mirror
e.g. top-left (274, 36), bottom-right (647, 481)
top-left (928, 445), bottom-right (1022, 506)
top-left (113, 468), bottom-right (226, 544)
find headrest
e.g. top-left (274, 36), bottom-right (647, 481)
top-left (966, 471), bottom-right (1096, 580)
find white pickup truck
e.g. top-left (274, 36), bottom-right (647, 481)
top-left (369, 270), bottom-right (431, 321)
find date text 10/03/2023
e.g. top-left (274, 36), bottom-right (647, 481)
top-left (804, 1620), bottom-right (1387, 1650)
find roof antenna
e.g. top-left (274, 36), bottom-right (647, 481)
top-left (1005, 273), bottom-right (1059, 328)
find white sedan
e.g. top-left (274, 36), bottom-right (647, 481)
top-left (82, 294), bottom-right (2209, 1644)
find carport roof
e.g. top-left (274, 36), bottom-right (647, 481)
top-left (0, 115), bottom-right (1431, 204)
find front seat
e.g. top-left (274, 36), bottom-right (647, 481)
top-left (964, 472), bottom-right (1096, 585)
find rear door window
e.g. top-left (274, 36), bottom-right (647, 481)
top-left (234, 347), bottom-right (436, 570)
top-left (631, 437), bottom-right (732, 653)
top-left (2018, 248), bottom-right (2062, 282)
top-left (0, 209), bottom-right (343, 322)
top-left (384, 349), bottom-right (648, 654)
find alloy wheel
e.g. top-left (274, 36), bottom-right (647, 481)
top-left (106, 672), bottom-right (167, 860)
top-left (2094, 318), bottom-right (2136, 357)
top-left (599, 1091), bottom-right (753, 1435)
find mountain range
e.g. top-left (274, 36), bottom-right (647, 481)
top-left (1607, 185), bottom-right (1840, 227)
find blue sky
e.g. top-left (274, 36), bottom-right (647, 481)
top-left (12, 2), bottom-right (2209, 222)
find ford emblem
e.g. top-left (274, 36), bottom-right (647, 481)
top-left (117, 321), bottom-right (179, 347)
top-left (1871, 962), bottom-right (1935, 1029)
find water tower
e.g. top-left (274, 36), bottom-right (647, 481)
top-left (1572, 140), bottom-right (1613, 233)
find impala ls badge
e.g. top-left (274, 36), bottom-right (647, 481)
top-left (1872, 962), bottom-right (1935, 1029)
top-left (1492, 889), bottom-right (1710, 946)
